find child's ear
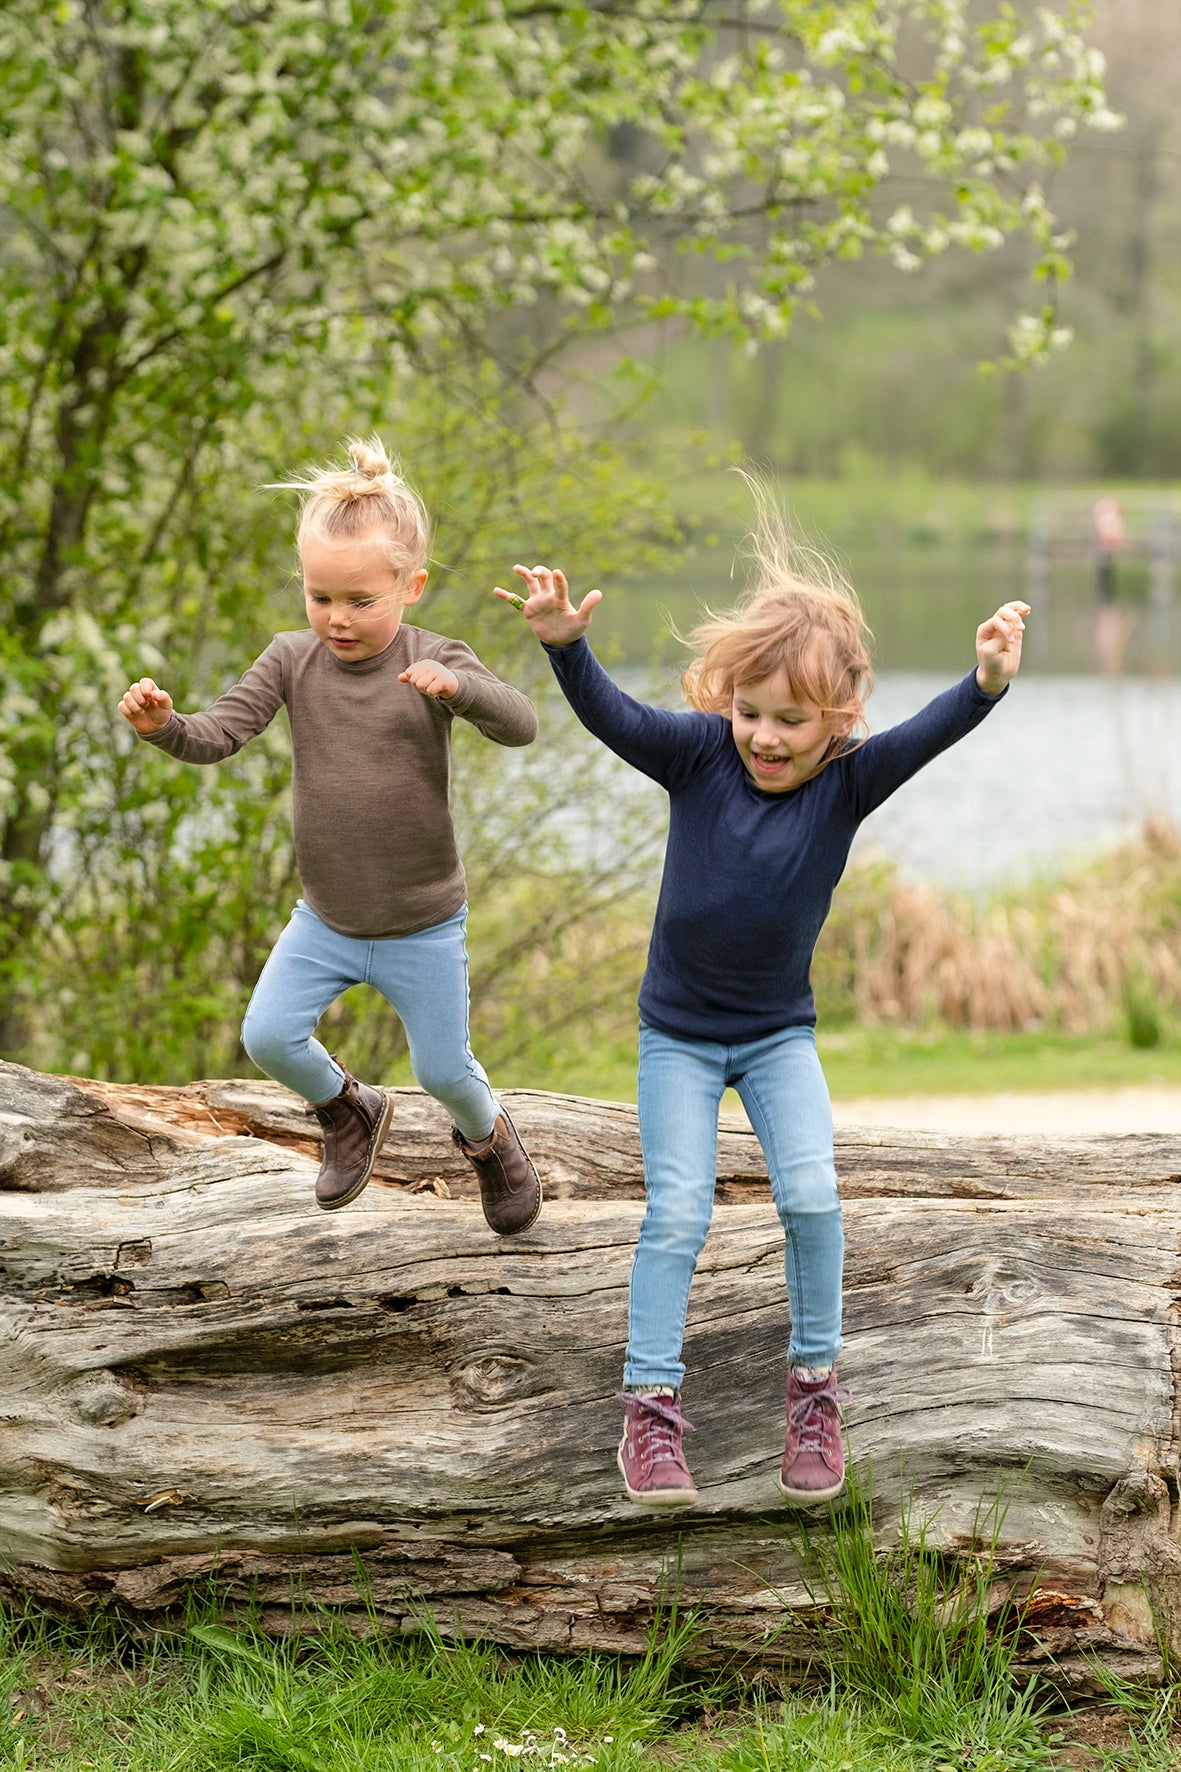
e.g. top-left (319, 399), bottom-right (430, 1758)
top-left (828, 709), bottom-right (856, 738)
top-left (402, 568), bottom-right (428, 605)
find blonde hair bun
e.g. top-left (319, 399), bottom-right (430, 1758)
top-left (269, 435), bottom-right (431, 579)
top-left (341, 435), bottom-right (392, 492)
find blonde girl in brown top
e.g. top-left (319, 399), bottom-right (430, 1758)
top-left (118, 438), bottom-right (542, 1235)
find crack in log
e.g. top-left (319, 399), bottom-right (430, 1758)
top-left (114, 1239), bottom-right (152, 1268)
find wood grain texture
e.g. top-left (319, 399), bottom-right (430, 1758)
top-left (1, 1059), bottom-right (1178, 1682)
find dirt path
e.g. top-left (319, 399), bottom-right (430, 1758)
top-left (830, 1084), bottom-right (1180, 1134)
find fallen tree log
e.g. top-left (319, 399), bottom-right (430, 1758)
top-left (1, 1057), bottom-right (1178, 1686)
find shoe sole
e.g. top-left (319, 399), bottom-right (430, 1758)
top-left (617, 1449), bottom-right (698, 1509)
top-left (777, 1474), bottom-right (846, 1505)
top-left (316, 1090), bottom-right (395, 1212)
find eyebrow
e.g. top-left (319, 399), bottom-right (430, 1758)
top-left (734, 697), bottom-right (810, 716)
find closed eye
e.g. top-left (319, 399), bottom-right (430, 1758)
top-left (305, 592), bottom-right (379, 608)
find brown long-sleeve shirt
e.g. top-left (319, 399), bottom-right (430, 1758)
top-left (143, 624), bottom-right (538, 938)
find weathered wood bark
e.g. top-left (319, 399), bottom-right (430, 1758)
top-left (2, 1058), bottom-right (1178, 1686)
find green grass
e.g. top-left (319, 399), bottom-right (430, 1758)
top-left (783, 1471), bottom-right (1060, 1770)
top-left (0, 1602), bottom-right (702, 1771)
top-left (654, 461), bottom-right (1181, 550)
top-left (3, 1505), bottom-right (1176, 1771)
top-left (511, 1027), bottom-right (1181, 1107)
top-left (1080, 1598), bottom-right (1181, 1772)
top-left (817, 1029), bottom-right (1181, 1101)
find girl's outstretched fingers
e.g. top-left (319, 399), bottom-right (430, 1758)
top-left (492, 564), bottom-right (602, 647)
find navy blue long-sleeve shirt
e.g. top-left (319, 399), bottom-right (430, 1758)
top-left (546, 638), bottom-right (1006, 1042)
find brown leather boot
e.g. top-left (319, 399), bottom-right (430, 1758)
top-left (451, 1107), bottom-right (541, 1235)
top-left (312, 1071), bottom-right (394, 1210)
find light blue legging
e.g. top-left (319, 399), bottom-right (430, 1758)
top-left (627, 1020), bottom-right (844, 1387)
top-left (241, 898), bottom-right (499, 1141)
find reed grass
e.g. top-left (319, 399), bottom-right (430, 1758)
top-left (475, 820), bottom-right (1181, 1099)
top-left (814, 820), bottom-right (1181, 1042)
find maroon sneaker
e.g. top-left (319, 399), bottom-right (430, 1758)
top-left (617, 1390), bottom-right (698, 1508)
top-left (778, 1365), bottom-right (848, 1505)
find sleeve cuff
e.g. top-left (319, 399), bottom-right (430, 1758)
top-left (444, 674), bottom-right (475, 715)
top-left (969, 669), bottom-right (1008, 703)
top-left (140, 716), bottom-right (184, 745)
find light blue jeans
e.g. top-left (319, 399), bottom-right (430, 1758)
top-left (627, 1021), bottom-right (844, 1388)
top-left (241, 899), bottom-right (499, 1140)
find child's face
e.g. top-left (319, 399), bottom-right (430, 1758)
top-left (730, 669), bottom-right (850, 793)
top-left (301, 533), bottom-right (426, 662)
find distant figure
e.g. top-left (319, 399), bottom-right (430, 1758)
top-left (499, 478), bottom-right (1029, 1512)
top-left (1092, 495), bottom-right (1128, 672)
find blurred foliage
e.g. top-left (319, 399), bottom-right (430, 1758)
top-left (629, 0), bottom-right (1179, 482)
top-left (0, 0), bottom-right (1145, 1080)
top-left (21, 370), bottom-right (678, 1082)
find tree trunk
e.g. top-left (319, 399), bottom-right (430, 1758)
top-left (1, 1058), bottom-right (1178, 1686)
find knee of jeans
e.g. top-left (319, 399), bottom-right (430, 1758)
top-left (638, 1206), bottom-right (711, 1262)
top-left (241, 1013), bottom-right (299, 1073)
top-left (413, 1055), bottom-right (482, 1104)
top-left (775, 1163), bottom-right (841, 1216)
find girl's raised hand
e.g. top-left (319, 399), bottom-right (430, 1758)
top-left (493, 564), bottom-right (601, 647)
top-left (975, 601), bottom-right (1030, 696)
top-left (118, 677), bottom-right (174, 734)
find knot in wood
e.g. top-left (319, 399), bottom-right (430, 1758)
top-left (453, 1351), bottom-right (542, 1409)
top-left (1100, 1469), bottom-right (1169, 1526)
top-left (64, 1369), bottom-right (145, 1429)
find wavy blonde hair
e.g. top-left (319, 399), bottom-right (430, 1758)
top-left (681, 472), bottom-right (874, 742)
top-left (269, 434), bottom-right (431, 582)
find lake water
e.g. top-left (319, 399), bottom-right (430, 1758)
top-left (572, 528), bottom-right (1181, 885)
top-left (598, 537), bottom-right (1181, 679)
top-left (846, 672), bottom-right (1180, 889)
top-left (598, 667), bottom-right (1181, 890)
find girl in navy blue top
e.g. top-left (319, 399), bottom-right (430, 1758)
top-left (497, 526), bottom-right (1028, 1511)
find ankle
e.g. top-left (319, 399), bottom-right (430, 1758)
top-left (458, 1122), bottom-right (497, 1152)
